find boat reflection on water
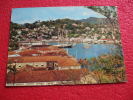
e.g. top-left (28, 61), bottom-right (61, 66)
top-left (83, 43), bottom-right (91, 49)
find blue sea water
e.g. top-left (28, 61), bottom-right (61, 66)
top-left (48, 42), bottom-right (120, 59)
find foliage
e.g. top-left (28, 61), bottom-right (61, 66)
top-left (88, 54), bottom-right (125, 83)
top-left (21, 30), bottom-right (28, 35)
top-left (68, 33), bottom-right (80, 38)
top-left (87, 6), bottom-right (117, 19)
top-left (9, 14), bottom-right (120, 50)
top-left (9, 23), bottom-right (19, 51)
top-left (87, 6), bottom-right (119, 43)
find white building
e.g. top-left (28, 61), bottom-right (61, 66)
top-left (8, 56), bottom-right (81, 70)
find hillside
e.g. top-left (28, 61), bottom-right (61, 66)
top-left (9, 18), bottom-right (120, 50)
top-left (78, 17), bottom-right (117, 24)
top-left (79, 17), bottom-right (107, 24)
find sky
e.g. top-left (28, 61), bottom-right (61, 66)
top-left (11, 6), bottom-right (106, 24)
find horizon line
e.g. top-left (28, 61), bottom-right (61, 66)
top-left (11, 16), bottom-right (107, 24)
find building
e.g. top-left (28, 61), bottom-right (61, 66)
top-left (6, 68), bottom-right (89, 86)
top-left (8, 56), bottom-right (81, 70)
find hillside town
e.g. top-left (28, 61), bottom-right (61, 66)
top-left (9, 18), bottom-right (120, 51)
top-left (7, 17), bottom-right (124, 86)
top-left (6, 6), bottom-right (126, 86)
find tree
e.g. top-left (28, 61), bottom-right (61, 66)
top-left (21, 30), bottom-right (28, 35)
top-left (87, 6), bottom-right (117, 19)
top-left (7, 61), bottom-right (17, 85)
top-left (87, 6), bottom-right (119, 43)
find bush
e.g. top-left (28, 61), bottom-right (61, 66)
top-left (88, 54), bottom-right (125, 83)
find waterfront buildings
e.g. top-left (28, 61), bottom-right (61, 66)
top-left (7, 44), bottom-right (89, 86)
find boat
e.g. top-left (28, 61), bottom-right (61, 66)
top-left (55, 44), bottom-right (73, 48)
top-left (83, 43), bottom-right (91, 48)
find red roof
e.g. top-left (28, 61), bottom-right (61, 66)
top-left (10, 46), bottom-right (67, 56)
top-left (19, 49), bottom-right (41, 56)
top-left (8, 51), bottom-right (16, 55)
top-left (7, 68), bottom-right (89, 83)
top-left (33, 45), bottom-right (64, 51)
top-left (8, 56), bottom-right (80, 66)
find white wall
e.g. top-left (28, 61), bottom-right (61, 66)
top-left (58, 66), bottom-right (81, 70)
top-left (9, 62), bottom-right (47, 68)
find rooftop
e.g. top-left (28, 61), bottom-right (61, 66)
top-left (8, 45), bottom-right (67, 56)
top-left (7, 68), bottom-right (89, 83)
top-left (8, 51), bottom-right (16, 55)
top-left (8, 56), bottom-right (80, 67)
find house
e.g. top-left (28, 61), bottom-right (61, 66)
top-left (8, 56), bottom-right (81, 70)
top-left (82, 38), bottom-right (93, 43)
top-left (6, 68), bottom-right (89, 86)
top-left (51, 36), bottom-right (58, 40)
top-left (98, 39), bottom-right (114, 43)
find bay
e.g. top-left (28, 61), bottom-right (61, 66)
top-left (48, 42), bottom-right (120, 59)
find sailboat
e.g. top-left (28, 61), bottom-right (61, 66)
top-left (55, 27), bottom-right (73, 48)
